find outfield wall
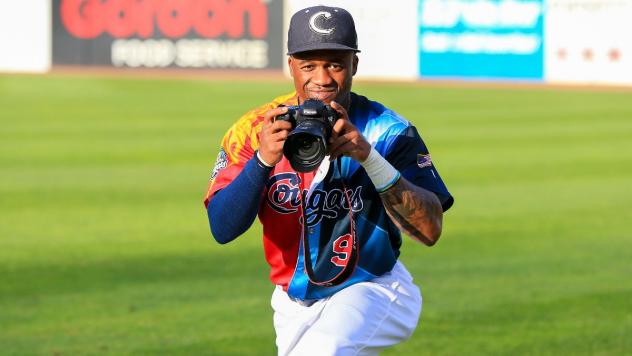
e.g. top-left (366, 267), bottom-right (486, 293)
top-left (1, 0), bottom-right (631, 86)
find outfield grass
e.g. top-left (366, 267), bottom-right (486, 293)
top-left (1, 74), bottom-right (631, 355)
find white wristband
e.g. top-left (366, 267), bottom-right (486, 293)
top-left (256, 151), bottom-right (274, 168)
top-left (360, 147), bottom-right (401, 192)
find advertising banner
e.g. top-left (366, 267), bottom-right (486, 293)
top-left (52, 0), bottom-right (284, 69)
top-left (0, 1), bottom-right (51, 73)
top-left (418, 0), bottom-right (545, 80)
top-left (545, 0), bottom-right (632, 85)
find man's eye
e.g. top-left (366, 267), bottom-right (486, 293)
top-left (330, 64), bottom-right (343, 71)
top-left (302, 65), bottom-right (314, 71)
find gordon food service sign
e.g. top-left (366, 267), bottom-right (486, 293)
top-left (52, 0), bottom-right (283, 69)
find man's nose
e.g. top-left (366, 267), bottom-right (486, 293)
top-left (312, 67), bottom-right (333, 86)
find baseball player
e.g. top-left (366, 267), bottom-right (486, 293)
top-left (204, 5), bottom-right (453, 355)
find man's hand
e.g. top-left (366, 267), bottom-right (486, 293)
top-left (259, 107), bottom-right (293, 166)
top-left (328, 101), bottom-right (371, 162)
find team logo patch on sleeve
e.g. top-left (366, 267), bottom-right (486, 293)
top-left (210, 148), bottom-right (228, 180)
top-left (417, 153), bottom-right (432, 168)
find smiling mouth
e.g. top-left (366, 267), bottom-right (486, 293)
top-left (306, 88), bottom-right (337, 101)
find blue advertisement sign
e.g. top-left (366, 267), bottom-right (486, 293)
top-left (418, 0), bottom-right (544, 80)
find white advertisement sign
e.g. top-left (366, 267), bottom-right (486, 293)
top-left (0, 1), bottom-right (51, 73)
top-left (545, 0), bottom-right (632, 85)
top-left (284, 0), bottom-right (419, 80)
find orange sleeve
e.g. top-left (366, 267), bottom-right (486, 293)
top-left (202, 93), bottom-right (298, 207)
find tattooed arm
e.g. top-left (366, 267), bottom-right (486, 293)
top-left (379, 177), bottom-right (443, 246)
top-left (327, 102), bottom-right (446, 246)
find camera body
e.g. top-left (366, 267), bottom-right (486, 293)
top-left (275, 99), bottom-right (340, 172)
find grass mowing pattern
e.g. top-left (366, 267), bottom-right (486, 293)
top-left (1, 75), bottom-right (631, 355)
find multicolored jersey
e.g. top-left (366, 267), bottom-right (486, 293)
top-left (204, 92), bottom-right (453, 300)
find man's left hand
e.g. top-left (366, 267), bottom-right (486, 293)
top-left (328, 101), bottom-right (371, 162)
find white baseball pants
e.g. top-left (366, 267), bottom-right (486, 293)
top-left (271, 261), bottom-right (422, 356)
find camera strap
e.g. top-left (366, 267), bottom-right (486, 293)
top-left (299, 157), bottom-right (358, 287)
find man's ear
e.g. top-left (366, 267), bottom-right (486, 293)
top-left (352, 54), bottom-right (359, 76)
top-left (288, 56), bottom-right (294, 78)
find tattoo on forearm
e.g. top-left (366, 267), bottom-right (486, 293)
top-left (379, 177), bottom-right (443, 245)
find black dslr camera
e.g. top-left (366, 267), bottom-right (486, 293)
top-left (275, 99), bottom-right (340, 173)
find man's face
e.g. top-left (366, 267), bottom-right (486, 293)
top-left (288, 50), bottom-right (358, 106)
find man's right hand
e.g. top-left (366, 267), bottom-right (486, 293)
top-left (258, 107), bottom-right (293, 166)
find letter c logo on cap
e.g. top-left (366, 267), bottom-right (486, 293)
top-left (309, 11), bottom-right (334, 35)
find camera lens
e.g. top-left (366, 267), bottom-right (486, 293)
top-left (296, 135), bottom-right (320, 160)
top-left (284, 127), bottom-right (327, 173)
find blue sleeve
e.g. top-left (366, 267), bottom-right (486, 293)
top-left (386, 126), bottom-right (454, 212)
top-left (207, 155), bottom-right (272, 244)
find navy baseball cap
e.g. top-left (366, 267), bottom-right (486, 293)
top-left (287, 6), bottom-right (360, 55)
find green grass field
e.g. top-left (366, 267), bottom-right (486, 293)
top-left (1, 74), bottom-right (631, 355)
